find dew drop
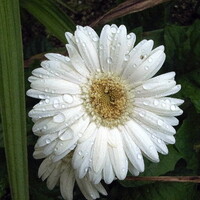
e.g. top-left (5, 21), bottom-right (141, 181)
top-left (43, 125), bottom-right (47, 130)
top-left (106, 57), bottom-right (113, 64)
top-left (78, 151), bottom-right (82, 156)
top-left (54, 147), bottom-right (58, 152)
top-left (45, 88), bottom-right (48, 92)
top-left (148, 58), bottom-right (153, 63)
top-left (151, 134), bottom-right (155, 139)
top-left (133, 64), bottom-right (137, 68)
top-left (99, 45), bottom-right (103, 50)
top-left (90, 194), bottom-right (95, 198)
top-left (39, 94), bottom-right (45, 99)
top-left (161, 103), bottom-right (166, 107)
top-left (137, 154), bottom-right (142, 159)
top-left (63, 94), bottom-right (73, 104)
top-left (157, 119), bottom-right (163, 126)
top-left (127, 34), bottom-right (132, 39)
top-left (65, 57), bottom-right (70, 62)
top-left (157, 139), bottom-right (162, 144)
top-left (111, 26), bottom-right (117, 34)
top-left (170, 105), bottom-right (176, 110)
top-left (149, 145), bottom-right (154, 151)
top-left (117, 42), bottom-right (121, 47)
top-left (45, 99), bottom-right (50, 104)
top-left (59, 128), bottom-right (74, 140)
top-left (85, 167), bottom-right (88, 172)
top-left (53, 99), bottom-right (60, 108)
top-left (53, 113), bottom-right (65, 123)
top-left (59, 142), bottom-right (63, 146)
top-left (45, 139), bottom-right (51, 144)
top-left (78, 133), bottom-right (83, 138)
top-left (139, 112), bottom-right (145, 117)
top-left (42, 108), bottom-right (46, 111)
top-left (92, 36), bottom-right (98, 41)
top-left (153, 99), bottom-right (159, 106)
top-left (143, 101), bottom-right (149, 106)
top-left (124, 54), bottom-right (130, 61)
top-left (144, 66), bottom-right (149, 70)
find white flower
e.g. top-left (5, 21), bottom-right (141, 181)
top-left (38, 153), bottom-right (107, 200)
top-left (27, 24), bottom-right (183, 187)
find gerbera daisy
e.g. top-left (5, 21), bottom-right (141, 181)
top-left (27, 24), bottom-right (183, 187)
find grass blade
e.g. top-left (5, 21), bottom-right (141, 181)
top-left (0, 0), bottom-right (29, 199)
top-left (21, 0), bottom-right (76, 43)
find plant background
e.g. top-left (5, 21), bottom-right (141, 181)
top-left (1, 0), bottom-right (200, 199)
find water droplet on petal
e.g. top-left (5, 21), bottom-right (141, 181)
top-left (153, 99), bottom-right (159, 106)
top-left (157, 119), bottom-right (163, 126)
top-left (92, 36), bottom-right (98, 41)
top-left (149, 145), bottom-right (154, 151)
top-left (148, 58), bottom-right (153, 63)
top-left (78, 133), bottom-right (83, 138)
top-left (139, 112), bottom-right (145, 117)
top-left (78, 151), bottom-right (82, 156)
top-left (170, 105), bottom-right (176, 110)
top-left (45, 139), bottom-right (51, 144)
top-left (133, 64), bottom-right (137, 68)
top-left (43, 125), bottom-right (47, 130)
top-left (157, 139), bottom-right (161, 143)
top-left (127, 34), bottom-right (131, 39)
top-left (106, 57), bottom-right (113, 64)
top-left (161, 103), bottom-right (166, 107)
top-left (143, 101), bottom-right (149, 105)
top-left (90, 194), bottom-right (95, 198)
top-left (39, 94), bottom-right (45, 99)
top-left (137, 154), bottom-right (142, 159)
top-left (111, 26), bottom-right (117, 34)
top-left (124, 54), bottom-right (130, 61)
top-left (54, 147), bottom-right (58, 152)
top-left (99, 45), bottom-right (103, 50)
top-left (53, 99), bottom-right (60, 108)
top-left (53, 113), bottom-right (65, 123)
top-left (144, 66), bottom-right (149, 70)
top-left (45, 99), bottom-right (50, 104)
top-left (63, 94), bottom-right (73, 104)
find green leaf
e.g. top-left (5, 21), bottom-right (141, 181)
top-left (20, 0), bottom-right (75, 43)
top-left (179, 69), bottom-right (200, 113)
top-left (176, 109), bottom-right (200, 170)
top-left (120, 182), bottom-right (197, 200)
top-left (0, 0), bottom-right (29, 199)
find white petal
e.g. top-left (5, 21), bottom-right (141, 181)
top-left (75, 29), bottom-right (100, 72)
top-left (109, 25), bottom-right (128, 74)
top-left (65, 32), bottom-right (77, 50)
top-left (132, 107), bottom-right (176, 135)
top-left (119, 126), bottom-right (144, 172)
top-left (66, 44), bottom-right (90, 76)
top-left (128, 50), bottom-right (165, 82)
top-left (128, 162), bottom-right (140, 176)
top-left (99, 24), bottom-right (116, 72)
top-left (134, 97), bottom-right (183, 116)
top-left (108, 129), bottom-right (128, 180)
top-left (60, 168), bottom-right (75, 200)
top-left (92, 126), bottom-right (108, 172)
top-left (31, 78), bottom-right (81, 95)
top-left (103, 153), bottom-right (115, 184)
top-left (125, 120), bottom-right (159, 162)
top-left (26, 89), bottom-right (58, 99)
top-left (46, 162), bottom-right (62, 190)
top-left (134, 80), bottom-right (176, 98)
top-left (41, 60), bottom-right (86, 84)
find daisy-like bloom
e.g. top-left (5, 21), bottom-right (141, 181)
top-left (27, 24), bottom-right (183, 189)
top-left (38, 153), bottom-right (107, 200)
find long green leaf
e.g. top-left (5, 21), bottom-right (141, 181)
top-left (0, 0), bottom-right (29, 199)
top-left (21, 0), bottom-right (76, 43)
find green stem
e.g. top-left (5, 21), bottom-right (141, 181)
top-left (0, 0), bottom-right (29, 199)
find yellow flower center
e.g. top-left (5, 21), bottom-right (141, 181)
top-left (82, 73), bottom-right (132, 128)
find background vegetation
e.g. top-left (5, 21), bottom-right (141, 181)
top-left (1, 0), bottom-right (200, 199)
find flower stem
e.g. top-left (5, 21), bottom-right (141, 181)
top-left (0, 0), bottom-right (29, 199)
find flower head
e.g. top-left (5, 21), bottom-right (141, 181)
top-left (27, 24), bottom-right (183, 198)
